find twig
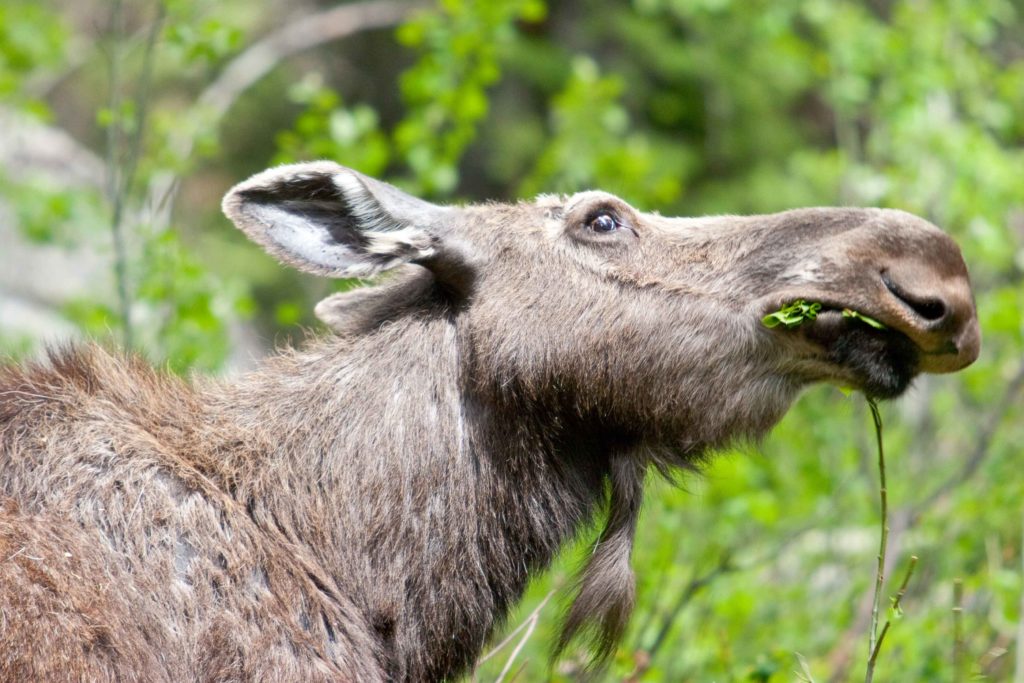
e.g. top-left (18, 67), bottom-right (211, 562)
top-left (106, 0), bottom-right (166, 350)
top-left (828, 361), bottom-right (1024, 682)
top-left (953, 578), bottom-right (964, 682)
top-left (645, 552), bottom-right (734, 662)
top-left (494, 608), bottom-right (543, 683)
top-left (795, 652), bottom-right (816, 683)
top-left (865, 396), bottom-right (887, 678)
top-left (104, 0), bottom-right (132, 348)
top-left (472, 589), bottom-right (555, 680)
top-left (866, 555), bottom-right (918, 679)
top-left (144, 0), bottom-right (418, 231)
top-left (505, 661), bottom-right (529, 682)
top-left (913, 360), bottom-right (1024, 517)
top-left (120, 3), bottom-right (165, 204)
top-left (862, 400), bottom-right (918, 683)
top-left (1015, 515), bottom-right (1024, 683)
top-left (630, 522), bottom-right (821, 678)
top-left (199, 1), bottom-right (415, 121)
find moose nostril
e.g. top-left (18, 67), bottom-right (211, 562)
top-left (883, 275), bottom-right (948, 322)
top-left (907, 297), bottom-right (946, 321)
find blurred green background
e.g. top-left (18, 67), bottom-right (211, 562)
top-left (1, 0), bottom-right (1022, 680)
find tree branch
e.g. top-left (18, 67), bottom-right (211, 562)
top-left (104, 0), bottom-right (133, 348)
top-left (472, 590), bottom-right (555, 681)
top-left (145, 0), bottom-right (419, 228)
top-left (199, 0), bottom-right (416, 121)
top-left (105, 0), bottom-right (167, 349)
top-left (911, 360), bottom-right (1024, 517)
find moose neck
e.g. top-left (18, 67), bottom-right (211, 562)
top-left (215, 309), bottom-right (614, 680)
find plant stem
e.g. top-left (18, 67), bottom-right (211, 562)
top-left (472, 590), bottom-right (555, 680)
top-left (866, 555), bottom-right (918, 676)
top-left (953, 578), bottom-right (964, 682)
top-left (1015, 513), bottom-right (1024, 683)
top-left (104, 0), bottom-right (133, 349)
top-left (104, 0), bottom-right (166, 352)
top-left (865, 396), bottom-right (887, 681)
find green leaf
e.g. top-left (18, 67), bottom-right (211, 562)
top-left (761, 300), bottom-right (822, 328)
top-left (842, 308), bottom-right (887, 329)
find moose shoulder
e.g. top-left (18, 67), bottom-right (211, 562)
top-left (0, 162), bottom-right (980, 681)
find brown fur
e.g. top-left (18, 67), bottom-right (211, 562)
top-left (0, 163), bottom-right (979, 681)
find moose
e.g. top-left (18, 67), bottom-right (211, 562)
top-left (0, 161), bottom-right (980, 681)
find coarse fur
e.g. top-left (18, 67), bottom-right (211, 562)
top-left (0, 162), bottom-right (980, 681)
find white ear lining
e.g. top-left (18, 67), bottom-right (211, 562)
top-left (247, 203), bottom-right (358, 275)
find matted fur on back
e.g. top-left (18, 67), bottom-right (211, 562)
top-left (0, 347), bottom-right (386, 682)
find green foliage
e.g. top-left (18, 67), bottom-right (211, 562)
top-left (394, 0), bottom-right (546, 195)
top-left (135, 229), bottom-right (243, 373)
top-left (842, 309), bottom-right (887, 330)
top-left (165, 18), bottom-right (243, 65)
top-left (761, 302), bottom-right (887, 330)
top-left (521, 56), bottom-right (691, 204)
top-left (0, 0), bottom-right (68, 116)
top-left (0, 171), bottom-right (106, 245)
top-left (4, 0), bottom-right (1024, 680)
top-left (762, 300), bottom-right (822, 329)
top-left (275, 75), bottom-right (390, 177)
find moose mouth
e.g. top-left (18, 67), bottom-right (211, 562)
top-left (801, 308), bottom-right (920, 399)
top-left (764, 267), bottom-right (980, 399)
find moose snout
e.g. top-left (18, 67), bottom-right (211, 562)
top-left (881, 268), bottom-right (980, 374)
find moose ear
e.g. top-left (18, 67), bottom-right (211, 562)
top-left (222, 162), bottom-right (452, 279)
top-left (315, 266), bottom-right (435, 334)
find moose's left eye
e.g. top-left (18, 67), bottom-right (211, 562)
top-left (588, 213), bottom-right (620, 233)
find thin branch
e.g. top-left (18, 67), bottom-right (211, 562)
top-left (505, 661), bottom-right (529, 683)
top-left (199, 1), bottom-right (416, 121)
top-left (104, 0), bottom-right (133, 349)
top-left (473, 590), bottom-right (555, 680)
top-left (866, 555), bottom-right (917, 680)
top-left (953, 578), bottom-right (964, 682)
top-left (494, 606), bottom-right (546, 683)
top-left (121, 3), bottom-right (166, 203)
top-left (912, 360), bottom-right (1024, 517)
top-left (795, 652), bottom-right (817, 683)
top-left (826, 513), bottom-right (911, 682)
top-left (866, 397), bottom-right (888, 677)
top-left (144, 0), bottom-right (419, 229)
top-left (645, 552), bottom-right (734, 662)
top-left (629, 517), bottom-right (827, 679)
top-left (1015, 515), bottom-right (1024, 683)
top-left (26, 21), bottom-right (155, 100)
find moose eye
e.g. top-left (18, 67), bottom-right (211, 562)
top-left (588, 213), bottom-right (620, 233)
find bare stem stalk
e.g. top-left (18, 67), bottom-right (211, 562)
top-left (953, 578), bottom-right (964, 682)
top-left (472, 590), bottom-right (555, 681)
top-left (865, 396), bottom-right (888, 680)
top-left (866, 555), bottom-right (918, 677)
top-left (104, 0), bottom-right (132, 349)
top-left (104, 0), bottom-right (165, 350)
top-left (1015, 514), bottom-right (1024, 683)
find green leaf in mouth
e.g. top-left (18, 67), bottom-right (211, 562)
top-left (761, 300), bottom-right (822, 328)
top-left (762, 301), bottom-right (889, 331)
top-left (842, 308), bottom-right (888, 330)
